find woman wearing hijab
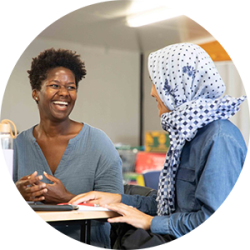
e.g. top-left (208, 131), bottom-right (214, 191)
top-left (70, 43), bottom-right (247, 248)
top-left (13, 48), bottom-right (123, 248)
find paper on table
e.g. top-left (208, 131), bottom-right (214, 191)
top-left (77, 205), bottom-right (111, 211)
top-left (58, 203), bottom-right (111, 211)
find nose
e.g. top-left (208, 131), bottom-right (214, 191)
top-left (58, 85), bottom-right (69, 96)
top-left (150, 89), bottom-right (153, 97)
top-left (150, 84), bottom-right (155, 98)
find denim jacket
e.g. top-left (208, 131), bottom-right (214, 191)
top-left (122, 119), bottom-right (247, 238)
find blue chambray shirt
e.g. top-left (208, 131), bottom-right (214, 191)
top-left (121, 119), bottom-right (247, 238)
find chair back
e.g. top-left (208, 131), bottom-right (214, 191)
top-left (142, 170), bottom-right (161, 190)
top-left (123, 184), bottom-right (156, 196)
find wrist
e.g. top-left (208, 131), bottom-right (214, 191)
top-left (64, 192), bottom-right (76, 203)
top-left (114, 194), bottom-right (122, 203)
top-left (145, 215), bottom-right (153, 231)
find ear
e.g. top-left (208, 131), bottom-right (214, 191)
top-left (32, 89), bottom-right (39, 103)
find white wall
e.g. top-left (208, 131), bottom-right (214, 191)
top-left (2, 38), bottom-right (248, 147)
top-left (1, 37), bottom-right (140, 146)
top-left (143, 51), bottom-right (163, 136)
top-left (214, 61), bottom-right (249, 145)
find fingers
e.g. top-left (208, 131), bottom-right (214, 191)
top-left (16, 172), bottom-right (48, 202)
top-left (105, 203), bottom-right (134, 224)
top-left (105, 203), bottom-right (133, 215)
top-left (108, 216), bottom-right (127, 224)
top-left (19, 171), bottom-right (39, 182)
top-left (33, 196), bottom-right (46, 202)
top-left (25, 182), bottom-right (47, 193)
top-left (69, 192), bottom-right (121, 206)
top-left (30, 171), bottom-right (38, 178)
top-left (69, 192), bottom-right (98, 205)
top-left (23, 171), bottom-right (43, 186)
top-left (43, 171), bottom-right (58, 183)
top-left (24, 181), bottom-right (47, 201)
top-left (105, 203), bottom-right (153, 230)
top-left (28, 175), bottom-right (43, 186)
top-left (16, 176), bottom-right (43, 189)
top-left (27, 188), bottom-right (48, 201)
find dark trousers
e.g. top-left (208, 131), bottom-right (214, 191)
top-left (111, 223), bottom-right (175, 249)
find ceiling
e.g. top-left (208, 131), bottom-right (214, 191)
top-left (38, 1), bottom-right (214, 53)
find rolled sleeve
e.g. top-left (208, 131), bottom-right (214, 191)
top-left (122, 121), bottom-right (247, 239)
top-left (150, 216), bottom-right (171, 234)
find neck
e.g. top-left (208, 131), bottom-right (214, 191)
top-left (36, 118), bottom-right (72, 138)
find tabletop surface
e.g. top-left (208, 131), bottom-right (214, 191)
top-left (36, 210), bottom-right (118, 222)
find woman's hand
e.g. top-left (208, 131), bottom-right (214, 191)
top-left (69, 191), bottom-right (153, 230)
top-left (15, 171), bottom-right (47, 202)
top-left (43, 172), bottom-right (75, 204)
top-left (105, 203), bottom-right (153, 230)
top-left (69, 191), bottom-right (121, 206)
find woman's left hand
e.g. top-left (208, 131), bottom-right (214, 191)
top-left (105, 203), bottom-right (153, 230)
top-left (43, 172), bottom-right (75, 204)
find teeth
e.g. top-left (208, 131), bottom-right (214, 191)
top-left (53, 101), bottom-right (68, 106)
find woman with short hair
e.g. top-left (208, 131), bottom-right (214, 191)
top-left (14, 48), bottom-right (123, 248)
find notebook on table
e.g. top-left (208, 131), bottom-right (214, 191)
top-left (28, 202), bottom-right (111, 211)
top-left (28, 202), bottom-right (78, 211)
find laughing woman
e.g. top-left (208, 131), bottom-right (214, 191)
top-left (70, 43), bottom-right (247, 249)
top-left (13, 48), bottom-right (123, 248)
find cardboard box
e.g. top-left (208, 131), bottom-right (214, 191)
top-left (145, 131), bottom-right (170, 153)
top-left (135, 151), bottom-right (166, 173)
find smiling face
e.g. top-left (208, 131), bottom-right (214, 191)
top-left (150, 84), bottom-right (170, 117)
top-left (32, 67), bottom-right (77, 122)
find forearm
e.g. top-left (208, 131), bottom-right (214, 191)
top-left (151, 206), bottom-right (211, 237)
top-left (121, 194), bottom-right (157, 215)
top-left (121, 194), bottom-right (210, 237)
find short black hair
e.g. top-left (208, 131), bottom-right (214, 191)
top-left (27, 48), bottom-right (87, 90)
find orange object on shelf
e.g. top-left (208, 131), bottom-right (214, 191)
top-left (198, 40), bottom-right (231, 62)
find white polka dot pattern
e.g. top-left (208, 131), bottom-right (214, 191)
top-left (148, 43), bottom-right (226, 110)
top-left (148, 43), bottom-right (246, 215)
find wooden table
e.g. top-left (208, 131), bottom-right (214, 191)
top-left (37, 210), bottom-right (118, 244)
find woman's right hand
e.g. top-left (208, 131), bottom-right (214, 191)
top-left (69, 191), bottom-right (121, 206)
top-left (15, 171), bottom-right (48, 202)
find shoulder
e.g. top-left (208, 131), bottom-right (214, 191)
top-left (188, 120), bottom-right (247, 161)
top-left (15, 127), bottom-right (34, 144)
top-left (196, 120), bottom-right (245, 146)
top-left (85, 123), bottom-right (112, 140)
top-left (83, 123), bottom-right (115, 148)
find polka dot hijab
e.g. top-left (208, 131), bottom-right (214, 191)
top-left (148, 43), bottom-right (246, 215)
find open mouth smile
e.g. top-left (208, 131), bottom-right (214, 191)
top-left (52, 101), bottom-right (69, 111)
top-left (53, 101), bottom-right (69, 106)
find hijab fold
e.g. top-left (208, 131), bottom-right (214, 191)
top-left (148, 43), bottom-right (246, 215)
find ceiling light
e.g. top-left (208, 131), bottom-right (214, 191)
top-left (128, 1), bottom-right (166, 14)
top-left (126, 8), bottom-right (182, 27)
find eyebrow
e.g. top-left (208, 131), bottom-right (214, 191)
top-left (48, 80), bottom-right (76, 85)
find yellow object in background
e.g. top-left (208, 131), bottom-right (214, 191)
top-left (136, 174), bottom-right (145, 186)
top-left (145, 131), bottom-right (170, 153)
top-left (123, 172), bottom-right (145, 186)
